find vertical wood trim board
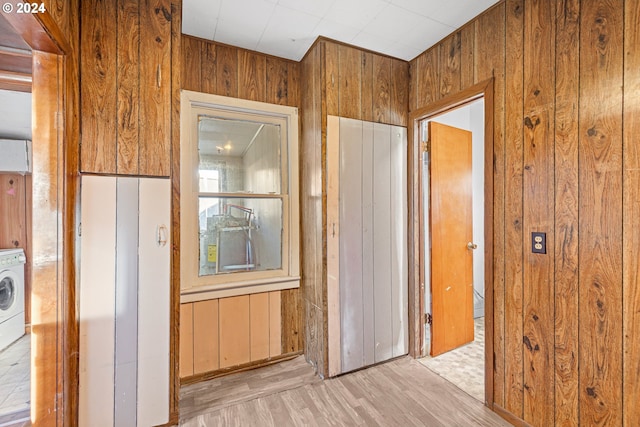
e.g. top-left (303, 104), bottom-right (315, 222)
top-left (193, 299), bottom-right (219, 374)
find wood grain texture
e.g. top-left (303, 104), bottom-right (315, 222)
top-left (193, 299), bottom-right (219, 374)
top-left (31, 50), bottom-right (64, 426)
top-left (215, 44), bottom-right (238, 98)
top-left (390, 59), bottom-right (409, 127)
top-left (623, 0), bottom-right (640, 424)
top-left (281, 288), bottom-right (302, 354)
top-left (439, 32), bottom-right (461, 98)
top-left (522, 1), bottom-right (555, 424)
top-left (201, 40), bottom-right (217, 95)
top-left (475, 3), bottom-right (506, 414)
top-left (180, 303), bottom-right (194, 378)
top-left (80, 0), bottom-right (117, 173)
top-left (337, 45), bottom-right (361, 120)
top-left (360, 52), bottom-right (374, 123)
top-left (415, 48), bottom-right (439, 109)
top-left (460, 24), bottom-right (475, 90)
top-left (266, 57), bottom-right (288, 105)
top-left (239, 50), bottom-right (266, 102)
top-left (578, 1), bottom-right (624, 425)
top-left (554, 0), bottom-right (580, 424)
top-left (372, 55), bottom-right (391, 123)
top-left (116, 0), bottom-right (140, 175)
top-left (138, 0), bottom-right (171, 176)
top-left (170, 2), bottom-right (181, 420)
top-left (324, 41), bottom-right (339, 117)
top-left (219, 295), bottom-right (251, 368)
top-left (503, 0), bottom-right (524, 415)
top-left (182, 36), bottom-right (202, 91)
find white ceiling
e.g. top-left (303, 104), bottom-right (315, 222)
top-left (182, 0), bottom-right (499, 61)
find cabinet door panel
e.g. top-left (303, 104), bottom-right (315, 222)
top-left (138, 177), bottom-right (171, 425)
top-left (79, 176), bottom-right (117, 426)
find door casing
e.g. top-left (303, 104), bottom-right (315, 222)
top-left (408, 79), bottom-right (495, 408)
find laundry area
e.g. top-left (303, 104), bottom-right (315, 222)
top-left (0, 89), bottom-right (32, 422)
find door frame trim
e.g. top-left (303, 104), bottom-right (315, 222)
top-left (408, 78), bottom-right (494, 408)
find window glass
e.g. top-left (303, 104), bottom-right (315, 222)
top-left (198, 197), bottom-right (283, 276)
top-left (198, 116), bottom-right (282, 194)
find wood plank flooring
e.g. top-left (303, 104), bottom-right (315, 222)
top-left (180, 356), bottom-right (510, 426)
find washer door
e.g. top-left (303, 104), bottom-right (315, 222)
top-left (0, 270), bottom-right (18, 314)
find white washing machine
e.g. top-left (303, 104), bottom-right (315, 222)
top-left (0, 248), bottom-right (26, 351)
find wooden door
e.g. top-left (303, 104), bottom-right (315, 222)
top-left (429, 121), bottom-right (474, 357)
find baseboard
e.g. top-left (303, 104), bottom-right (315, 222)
top-left (492, 403), bottom-right (533, 427)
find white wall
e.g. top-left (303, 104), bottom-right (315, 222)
top-left (0, 89), bottom-right (31, 140)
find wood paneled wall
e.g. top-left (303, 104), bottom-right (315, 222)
top-left (300, 38), bottom-right (409, 376)
top-left (178, 36), bottom-right (304, 379)
top-left (179, 292), bottom-right (283, 379)
top-left (410, 1), bottom-right (640, 425)
top-left (181, 35), bottom-right (300, 107)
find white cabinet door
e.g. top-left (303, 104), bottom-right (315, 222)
top-left (79, 176), bottom-right (170, 427)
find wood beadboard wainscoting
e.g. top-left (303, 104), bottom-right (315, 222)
top-left (179, 291), bottom-right (302, 383)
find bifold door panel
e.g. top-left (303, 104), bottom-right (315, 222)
top-left (327, 116), bottom-right (408, 375)
top-left (80, 175), bottom-right (170, 426)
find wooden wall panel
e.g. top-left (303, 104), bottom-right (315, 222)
top-left (138, 0), bottom-right (171, 177)
top-left (180, 303), bottom-right (194, 377)
top-left (239, 51), bottom-right (266, 102)
top-left (325, 42), bottom-right (339, 116)
top-left (269, 291), bottom-right (282, 358)
top-left (554, 0), bottom-right (580, 424)
top-left (338, 45), bottom-right (361, 120)
top-left (182, 35), bottom-right (201, 91)
top-left (219, 295), bottom-right (251, 368)
top-left (409, 1), bottom-right (639, 425)
top-left (522, 1), bottom-right (555, 424)
top-left (181, 35), bottom-right (300, 109)
top-left (372, 55), bottom-right (391, 123)
top-left (215, 44), bottom-right (238, 98)
top-left (266, 57), bottom-right (288, 105)
top-left (438, 32), bottom-right (461, 98)
top-left (80, 0), bottom-right (117, 174)
top-left (193, 299), bottom-right (219, 374)
top-left (249, 293), bottom-right (270, 361)
top-left (623, 1), bottom-right (640, 424)
top-left (390, 60), bottom-right (409, 127)
top-left (201, 41), bottom-right (216, 95)
top-left (578, 1), bottom-right (624, 425)
top-left (503, 0), bottom-right (524, 415)
top-left (360, 52), bottom-right (374, 122)
top-left (115, 0), bottom-right (140, 175)
top-left (475, 3), bottom-right (506, 414)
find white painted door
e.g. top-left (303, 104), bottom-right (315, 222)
top-left (79, 176), bottom-right (170, 426)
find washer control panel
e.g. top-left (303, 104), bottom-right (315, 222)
top-left (0, 249), bottom-right (26, 267)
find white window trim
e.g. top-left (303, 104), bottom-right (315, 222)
top-left (180, 90), bottom-right (300, 301)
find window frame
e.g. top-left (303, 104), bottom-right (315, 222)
top-left (180, 91), bottom-right (300, 301)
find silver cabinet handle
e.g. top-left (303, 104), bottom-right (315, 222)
top-left (157, 225), bottom-right (168, 247)
top-left (467, 242), bottom-right (478, 250)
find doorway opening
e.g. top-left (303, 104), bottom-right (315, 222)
top-left (409, 78), bottom-right (495, 408)
top-left (418, 98), bottom-right (485, 401)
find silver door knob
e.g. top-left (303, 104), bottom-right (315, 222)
top-left (467, 242), bottom-right (478, 250)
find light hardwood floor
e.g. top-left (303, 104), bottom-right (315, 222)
top-left (180, 356), bottom-right (510, 426)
